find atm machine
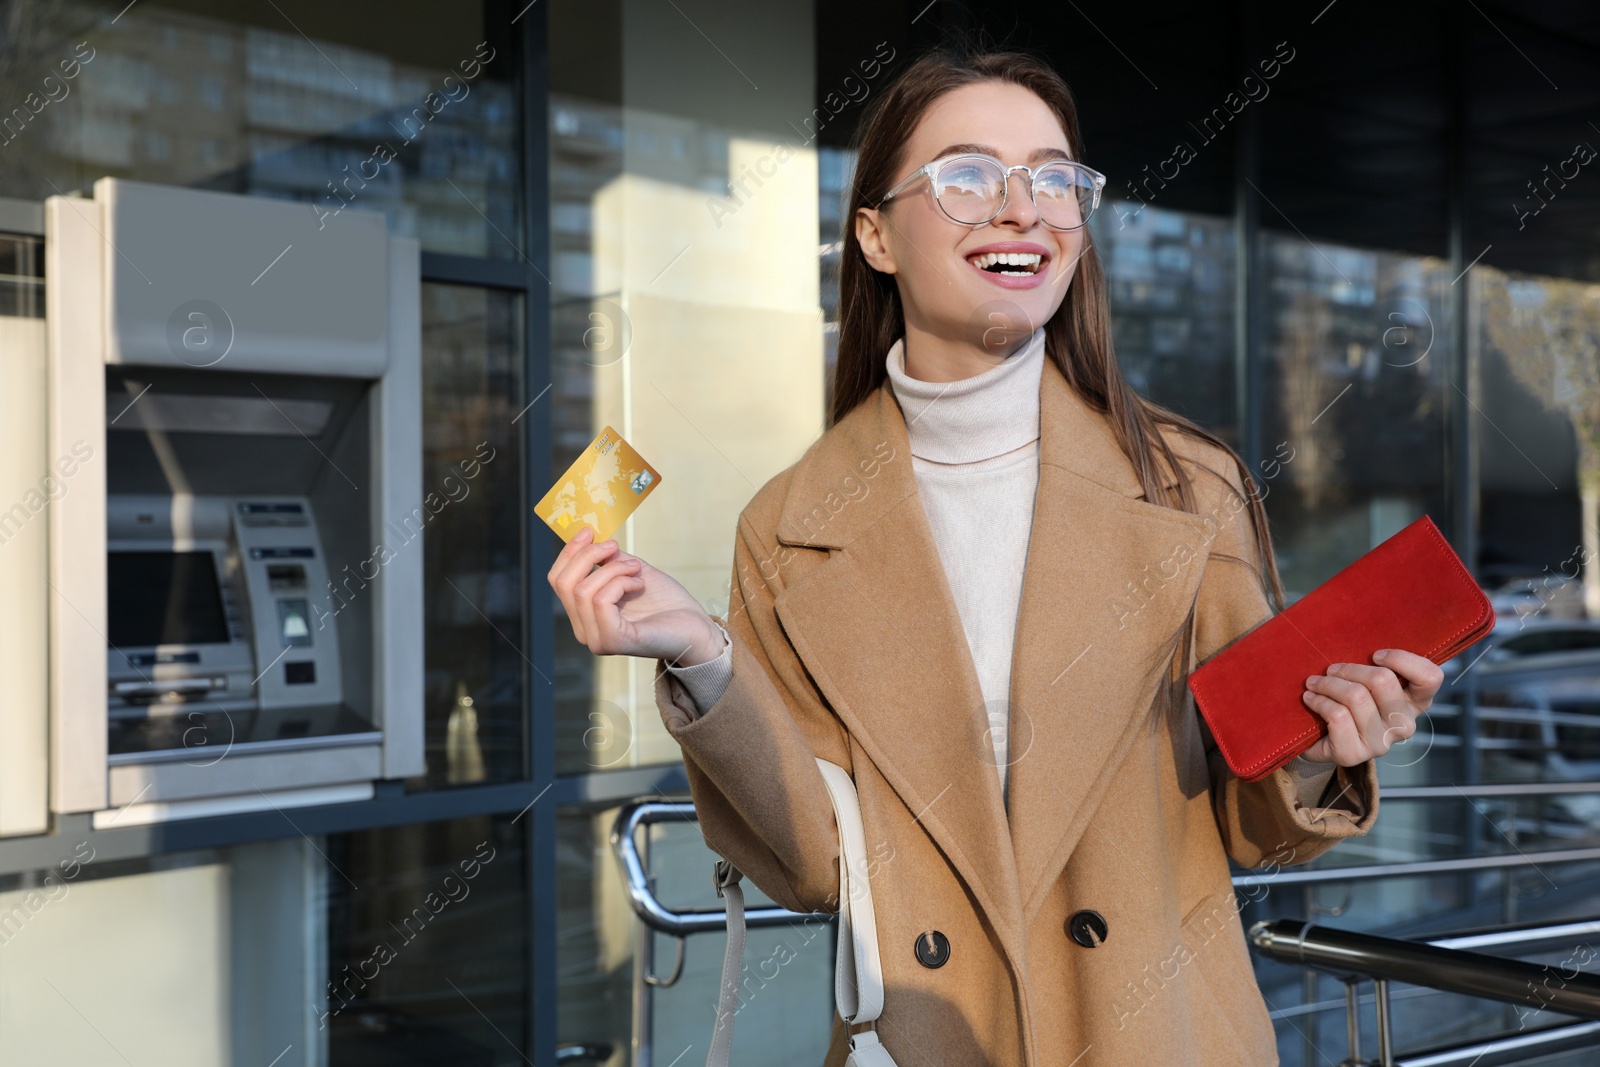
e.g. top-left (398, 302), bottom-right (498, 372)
top-left (42, 179), bottom-right (424, 826)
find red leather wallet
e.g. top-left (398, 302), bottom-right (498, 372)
top-left (1187, 514), bottom-right (1493, 781)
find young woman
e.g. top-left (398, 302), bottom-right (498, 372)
top-left (549, 46), bottom-right (1443, 1067)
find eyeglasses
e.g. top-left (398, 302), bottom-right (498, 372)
top-left (876, 153), bottom-right (1107, 230)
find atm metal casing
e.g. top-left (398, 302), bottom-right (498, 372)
top-left (43, 179), bottom-right (424, 823)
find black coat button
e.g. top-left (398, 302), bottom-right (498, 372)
top-left (913, 929), bottom-right (950, 968)
top-left (1067, 909), bottom-right (1109, 947)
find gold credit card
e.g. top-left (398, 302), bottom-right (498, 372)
top-left (535, 425), bottom-right (663, 543)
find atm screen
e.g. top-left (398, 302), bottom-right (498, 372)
top-left (108, 551), bottom-right (231, 648)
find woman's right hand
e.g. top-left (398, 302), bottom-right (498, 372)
top-left (547, 525), bottom-right (726, 666)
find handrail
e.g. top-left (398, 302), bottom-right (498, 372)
top-left (1231, 844), bottom-right (1600, 887)
top-left (609, 799), bottom-right (832, 936)
top-left (1249, 919), bottom-right (1600, 1017)
top-left (1382, 781), bottom-right (1600, 797)
top-left (1429, 919), bottom-right (1600, 954)
top-left (612, 791), bottom-right (1600, 927)
top-left (1398, 1020), bottom-right (1600, 1067)
top-left (613, 793), bottom-right (1600, 1065)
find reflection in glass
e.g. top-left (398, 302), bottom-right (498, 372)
top-left (547, 0), bottom-right (825, 774)
top-left (415, 283), bottom-right (525, 789)
top-left (1089, 200), bottom-right (1236, 432)
top-left (1260, 236), bottom-right (1452, 594)
top-left (0, 233), bottom-right (43, 317)
top-left (0, 0), bottom-right (518, 258)
top-left (820, 145), bottom-right (852, 413)
top-left (326, 814), bottom-right (527, 1065)
top-left (1474, 266), bottom-right (1597, 614)
top-left (1252, 253), bottom-right (1600, 1061)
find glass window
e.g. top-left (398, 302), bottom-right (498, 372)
top-left (415, 283), bottom-right (526, 789)
top-left (1259, 238), bottom-right (1452, 593)
top-left (1473, 266), bottom-right (1593, 611)
top-left (1262, 257), bottom-right (1600, 1056)
top-left (0, 232), bottom-right (43, 317)
top-left (1089, 201), bottom-right (1236, 433)
top-left (1250, 240), bottom-right (1459, 895)
top-left (0, 0), bottom-right (517, 259)
top-left (325, 813), bottom-right (527, 1065)
top-left (0, 821), bottom-right (528, 1066)
top-left (0, 227), bottom-right (46, 837)
top-left (547, 0), bottom-right (825, 774)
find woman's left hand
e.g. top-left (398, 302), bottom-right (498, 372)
top-left (1299, 649), bottom-right (1446, 766)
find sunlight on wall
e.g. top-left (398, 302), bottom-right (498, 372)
top-left (589, 129), bottom-right (824, 767)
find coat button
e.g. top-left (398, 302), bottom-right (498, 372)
top-left (1067, 909), bottom-right (1109, 947)
top-left (913, 930), bottom-right (950, 968)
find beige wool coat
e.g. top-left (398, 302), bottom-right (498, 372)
top-left (652, 352), bottom-right (1380, 1066)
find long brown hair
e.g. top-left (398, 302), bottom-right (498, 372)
top-left (831, 43), bottom-right (1286, 695)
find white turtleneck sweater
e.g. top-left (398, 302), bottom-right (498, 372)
top-left (880, 325), bottom-right (1047, 802)
top-left (665, 327), bottom-right (1338, 808)
top-left (667, 327), bottom-right (1044, 803)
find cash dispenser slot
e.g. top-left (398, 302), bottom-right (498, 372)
top-left (101, 365), bottom-right (387, 769)
top-left (104, 416), bottom-right (383, 765)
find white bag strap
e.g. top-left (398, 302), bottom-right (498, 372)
top-left (707, 858), bottom-right (743, 1067)
top-left (814, 758), bottom-right (885, 1024)
top-left (844, 1028), bottom-right (901, 1067)
top-left (703, 757), bottom-right (896, 1067)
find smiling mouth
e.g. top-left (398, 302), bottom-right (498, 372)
top-left (967, 251), bottom-right (1045, 276)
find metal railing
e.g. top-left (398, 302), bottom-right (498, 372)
top-left (1397, 1023), bottom-right (1600, 1067)
top-left (611, 799), bottom-right (831, 939)
top-left (614, 783), bottom-right (1600, 927)
top-left (1251, 919), bottom-right (1600, 1066)
top-left (610, 785), bottom-right (1600, 1067)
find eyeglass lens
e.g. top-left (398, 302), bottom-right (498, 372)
top-left (931, 158), bottom-right (1096, 228)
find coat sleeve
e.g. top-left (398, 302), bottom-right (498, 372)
top-left (651, 508), bottom-right (850, 915)
top-left (1188, 450), bottom-right (1380, 870)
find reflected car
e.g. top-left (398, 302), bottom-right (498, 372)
top-left (1485, 573), bottom-right (1586, 621)
top-left (1436, 635), bottom-right (1600, 827)
top-left (1440, 616), bottom-right (1600, 680)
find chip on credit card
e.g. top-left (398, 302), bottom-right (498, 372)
top-left (535, 426), bottom-right (663, 543)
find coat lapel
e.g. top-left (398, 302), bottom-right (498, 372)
top-left (1004, 366), bottom-right (1212, 922)
top-left (770, 351), bottom-right (1214, 965)
top-left (771, 377), bottom-right (1027, 959)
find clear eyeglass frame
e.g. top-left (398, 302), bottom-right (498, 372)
top-left (876, 152), bottom-right (1108, 230)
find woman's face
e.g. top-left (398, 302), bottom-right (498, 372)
top-left (857, 80), bottom-right (1086, 350)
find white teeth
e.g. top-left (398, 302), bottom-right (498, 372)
top-left (969, 251), bottom-right (1043, 274)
